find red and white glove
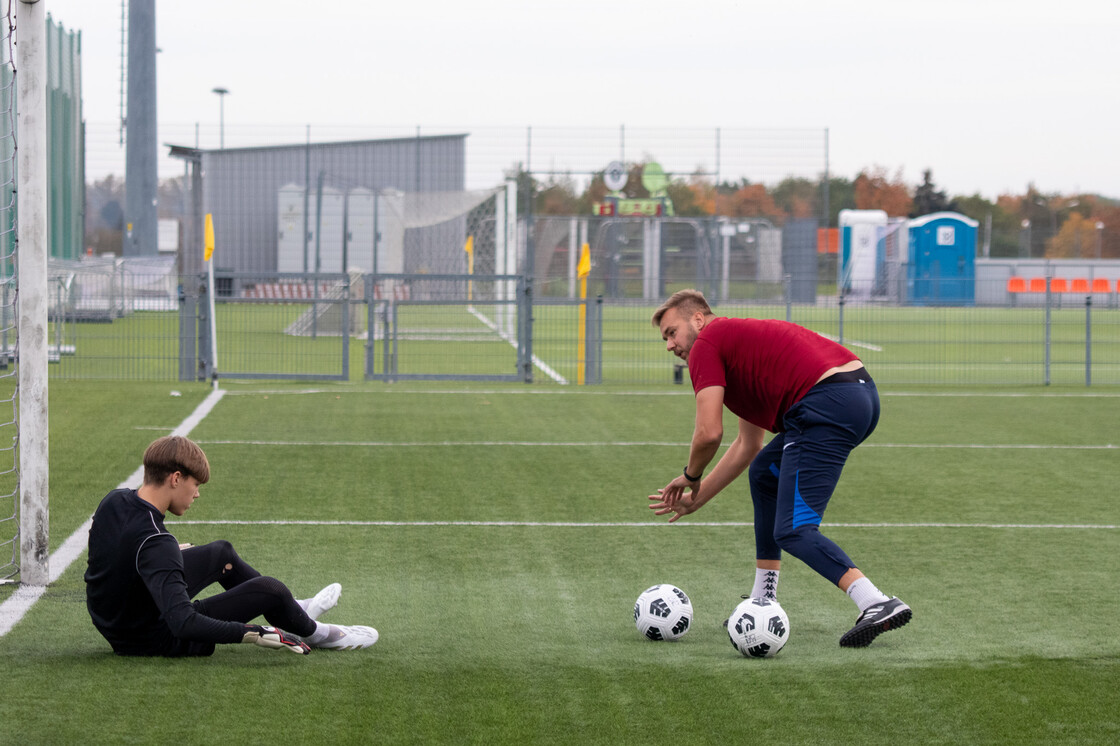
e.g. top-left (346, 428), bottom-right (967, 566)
top-left (242, 624), bottom-right (311, 654)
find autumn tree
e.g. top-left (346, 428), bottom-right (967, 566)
top-left (1046, 212), bottom-right (1104, 258)
top-left (666, 174), bottom-right (715, 217)
top-left (1092, 205), bottom-right (1120, 258)
top-left (715, 183), bottom-right (783, 219)
top-left (853, 166), bottom-right (912, 216)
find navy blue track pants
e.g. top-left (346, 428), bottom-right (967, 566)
top-left (747, 373), bottom-right (879, 586)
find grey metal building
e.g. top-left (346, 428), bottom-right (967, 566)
top-left (170, 133), bottom-right (467, 277)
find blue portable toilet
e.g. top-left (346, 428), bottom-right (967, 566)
top-left (907, 212), bottom-right (977, 305)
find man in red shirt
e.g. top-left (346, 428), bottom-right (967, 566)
top-left (649, 289), bottom-right (911, 647)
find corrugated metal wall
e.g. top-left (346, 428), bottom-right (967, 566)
top-left (199, 134), bottom-right (466, 275)
top-left (0, 15), bottom-right (83, 263)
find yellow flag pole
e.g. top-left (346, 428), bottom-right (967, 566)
top-left (577, 243), bottom-right (591, 385)
top-left (464, 235), bottom-right (474, 302)
top-left (204, 214), bottom-right (218, 388)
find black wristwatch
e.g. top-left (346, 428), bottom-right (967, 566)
top-left (683, 467), bottom-right (701, 482)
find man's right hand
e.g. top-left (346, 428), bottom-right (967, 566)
top-left (242, 624), bottom-right (311, 654)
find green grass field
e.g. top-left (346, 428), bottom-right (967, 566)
top-left (2, 380), bottom-right (1119, 744)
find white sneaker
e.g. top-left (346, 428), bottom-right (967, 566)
top-left (314, 624), bottom-right (379, 650)
top-left (302, 583), bottom-right (341, 621)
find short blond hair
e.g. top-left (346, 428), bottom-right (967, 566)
top-left (143, 436), bottom-right (211, 485)
top-left (651, 289), bottom-right (712, 327)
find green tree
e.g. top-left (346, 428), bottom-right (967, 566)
top-left (824, 176), bottom-right (856, 228)
top-left (665, 178), bottom-right (709, 217)
top-left (535, 175), bottom-right (580, 216)
top-left (954, 193), bottom-right (1018, 257)
top-left (910, 169), bottom-right (956, 217)
top-left (771, 177), bottom-right (819, 220)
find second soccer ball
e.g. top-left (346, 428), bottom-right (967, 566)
top-left (633, 584), bottom-right (693, 641)
top-left (726, 597), bottom-right (790, 657)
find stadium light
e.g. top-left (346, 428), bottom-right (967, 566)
top-left (1033, 196), bottom-right (1079, 239)
top-left (212, 87), bottom-right (229, 149)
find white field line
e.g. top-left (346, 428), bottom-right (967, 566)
top-left (216, 386), bottom-right (1120, 399)
top-left (818, 333), bottom-right (883, 352)
top-left (467, 306), bottom-right (568, 385)
top-left (191, 438), bottom-right (1117, 450)
top-left (0, 389), bottom-right (227, 638)
top-left (168, 519), bottom-right (1119, 530)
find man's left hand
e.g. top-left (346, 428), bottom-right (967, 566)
top-left (648, 482), bottom-right (699, 523)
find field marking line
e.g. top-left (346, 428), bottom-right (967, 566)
top-left (217, 387), bottom-right (1120, 399)
top-left (0, 389), bottom-right (227, 638)
top-left (168, 519), bottom-right (1120, 530)
top-left (190, 438), bottom-right (1117, 450)
top-left (467, 305), bottom-right (568, 385)
top-left (818, 333), bottom-right (883, 352)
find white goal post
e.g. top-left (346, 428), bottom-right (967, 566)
top-left (15, 0), bottom-right (50, 586)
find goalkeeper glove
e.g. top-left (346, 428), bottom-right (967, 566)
top-left (242, 624), bottom-right (311, 655)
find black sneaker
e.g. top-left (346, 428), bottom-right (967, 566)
top-left (839, 597), bottom-right (912, 647)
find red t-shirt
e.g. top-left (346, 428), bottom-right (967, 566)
top-left (688, 317), bottom-right (860, 432)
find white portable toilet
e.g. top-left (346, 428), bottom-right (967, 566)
top-left (311, 186), bottom-right (345, 273)
top-left (277, 183), bottom-right (308, 273)
top-left (375, 189), bottom-right (405, 274)
top-left (345, 188), bottom-right (376, 273)
top-left (839, 209), bottom-right (888, 298)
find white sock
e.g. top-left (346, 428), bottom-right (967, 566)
top-left (751, 568), bottom-right (779, 600)
top-left (304, 621), bottom-right (332, 645)
top-left (846, 577), bottom-right (890, 612)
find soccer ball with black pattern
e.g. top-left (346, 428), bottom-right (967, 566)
top-left (726, 597), bottom-right (789, 657)
top-left (633, 585), bottom-right (693, 641)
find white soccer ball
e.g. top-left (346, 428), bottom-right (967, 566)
top-left (726, 597), bottom-right (790, 657)
top-left (633, 584), bottom-right (693, 641)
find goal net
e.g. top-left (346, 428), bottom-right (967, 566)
top-left (285, 185), bottom-right (516, 340)
top-left (0, 13), bottom-right (16, 583)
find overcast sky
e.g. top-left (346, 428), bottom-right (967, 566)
top-left (40, 0), bottom-right (1120, 199)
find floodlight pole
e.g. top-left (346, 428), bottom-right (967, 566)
top-left (212, 87), bottom-right (229, 149)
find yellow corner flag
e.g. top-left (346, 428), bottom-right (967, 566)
top-left (577, 243), bottom-right (591, 385)
top-left (577, 242), bottom-right (591, 279)
top-left (204, 213), bottom-right (215, 262)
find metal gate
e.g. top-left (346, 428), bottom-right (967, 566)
top-left (364, 272), bottom-right (532, 382)
top-left (195, 271), bottom-right (354, 381)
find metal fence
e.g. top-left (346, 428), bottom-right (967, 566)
top-left (33, 260), bottom-right (1120, 387)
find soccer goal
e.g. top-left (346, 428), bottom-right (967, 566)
top-left (2, 1), bottom-right (49, 586)
top-left (280, 184), bottom-right (514, 342)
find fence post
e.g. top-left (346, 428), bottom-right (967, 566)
top-left (1085, 292), bottom-right (1092, 387)
top-left (584, 295), bottom-right (602, 385)
top-left (519, 275), bottom-right (534, 383)
top-left (196, 272), bottom-right (212, 381)
top-left (341, 279), bottom-right (350, 381)
top-left (1044, 269), bottom-right (1052, 386)
top-left (784, 273), bottom-right (792, 322)
top-left (178, 280), bottom-right (196, 381)
top-left (838, 289), bottom-right (845, 345)
top-left (364, 275), bottom-right (374, 379)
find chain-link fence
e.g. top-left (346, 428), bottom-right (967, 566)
top-left (40, 122), bottom-right (1120, 387)
top-left (34, 256), bottom-right (1120, 387)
